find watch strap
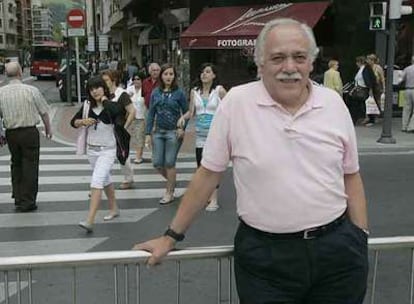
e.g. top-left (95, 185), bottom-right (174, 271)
top-left (164, 227), bottom-right (185, 242)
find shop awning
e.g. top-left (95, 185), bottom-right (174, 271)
top-left (180, 2), bottom-right (330, 49)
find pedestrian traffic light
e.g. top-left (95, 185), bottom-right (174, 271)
top-left (389, 0), bottom-right (412, 19)
top-left (369, 2), bottom-right (387, 30)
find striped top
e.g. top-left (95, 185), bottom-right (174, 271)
top-left (0, 79), bottom-right (49, 129)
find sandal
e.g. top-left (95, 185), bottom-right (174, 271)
top-left (119, 182), bottom-right (133, 190)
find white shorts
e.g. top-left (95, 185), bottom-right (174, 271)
top-left (87, 145), bottom-right (116, 189)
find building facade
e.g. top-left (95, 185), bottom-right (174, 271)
top-left (0, 0), bottom-right (19, 57)
top-left (31, 4), bottom-right (53, 42)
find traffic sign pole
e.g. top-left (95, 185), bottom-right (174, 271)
top-left (75, 37), bottom-right (81, 104)
top-left (66, 8), bottom-right (85, 104)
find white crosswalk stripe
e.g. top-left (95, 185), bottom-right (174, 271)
top-left (0, 145), bottom-right (196, 257)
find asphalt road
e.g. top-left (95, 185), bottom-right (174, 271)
top-left (0, 77), bottom-right (411, 303)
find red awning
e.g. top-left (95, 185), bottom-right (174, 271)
top-left (180, 2), bottom-right (330, 49)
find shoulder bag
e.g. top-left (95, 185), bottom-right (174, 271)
top-left (76, 101), bottom-right (90, 155)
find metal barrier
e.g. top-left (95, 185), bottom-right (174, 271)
top-left (0, 238), bottom-right (413, 304)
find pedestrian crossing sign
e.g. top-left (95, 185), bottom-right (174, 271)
top-left (370, 16), bottom-right (386, 30)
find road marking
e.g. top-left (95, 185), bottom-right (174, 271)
top-left (0, 209), bottom-right (156, 228)
top-left (0, 238), bottom-right (108, 257)
top-left (0, 188), bottom-right (186, 204)
top-left (0, 173), bottom-right (194, 186)
top-left (0, 154), bottom-right (195, 161)
top-left (0, 162), bottom-right (197, 172)
top-left (359, 150), bottom-right (414, 156)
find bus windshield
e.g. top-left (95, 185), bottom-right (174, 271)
top-left (32, 46), bottom-right (60, 61)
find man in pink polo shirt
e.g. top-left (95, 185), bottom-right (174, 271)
top-left (134, 18), bottom-right (368, 303)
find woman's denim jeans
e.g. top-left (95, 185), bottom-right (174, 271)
top-left (152, 129), bottom-right (179, 168)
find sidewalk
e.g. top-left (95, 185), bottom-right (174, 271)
top-left (50, 103), bottom-right (414, 154)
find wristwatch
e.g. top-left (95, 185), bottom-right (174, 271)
top-left (164, 227), bottom-right (185, 242)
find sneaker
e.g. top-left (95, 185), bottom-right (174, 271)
top-left (133, 159), bottom-right (143, 164)
top-left (79, 220), bottom-right (93, 233)
top-left (365, 123), bottom-right (374, 127)
top-left (205, 199), bottom-right (219, 212)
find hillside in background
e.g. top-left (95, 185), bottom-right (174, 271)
top-left (42, 0), bottom-right (85, 23)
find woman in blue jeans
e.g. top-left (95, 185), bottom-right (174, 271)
top-left (145, 63), bottom-right (188, 204)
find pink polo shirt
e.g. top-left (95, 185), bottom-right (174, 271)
top-left (201, 80), bottom-right (359, 233)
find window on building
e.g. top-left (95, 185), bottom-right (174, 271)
top-left (0, 35), bottom-right (3, 44)
top-left (0, 19), bottom-right (2, 28)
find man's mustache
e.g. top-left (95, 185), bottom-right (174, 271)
top-left (276, 73), bottom-right (302, 80)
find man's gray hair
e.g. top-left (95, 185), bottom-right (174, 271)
top-left (254, 18), bottom-right (320, 67)
top-left (148, 62), bottom-right (160, 72)
top-left (5, 62), bottom-right (22, 78)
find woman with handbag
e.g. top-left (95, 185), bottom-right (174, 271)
top-left (145, 63), bottom-right (188, 204)
top-left (101, 69), bottom-right (136, 190)
top-left (70, 76), bottom-right (123, 232)
top-left (351, 56), bottom-right (376, 125)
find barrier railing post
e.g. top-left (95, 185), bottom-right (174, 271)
top-left (176, 261), bottom-right (181, 304)
top-left (135, 264), bottom-right (140, 304)
top-left (124, 264), bottom-right (129, 304)
top-left (113, 265), bottom-right (119, 304)
top-left (28, 269), bottom-right (33, 304)
top-left (17, 271), bottom-right (21, 304)
top-left (4, 271), bottom-right (9, 304)
top-left (73, 267), bottom-right (77, 304)
top-left (370, 250), bottom-right (379, 304)
top-left (217, 259), bottom-right (222, 304)
top-left (228, 257), bottom-right (233, 304)
top-left (410, 249), bottom-right (414, 304)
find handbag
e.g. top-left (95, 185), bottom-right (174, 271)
top-left (107, 107), bottom-right (131, 165)
top-left (76, 101), bottom-right (90, 155)
top-left (365, 96), bottom-right (380, 115)
top-left (0, 118), bottom-right (6, 147)
top-left (113, 123), bottom-right (131, 165)
top-left (350, 86), bottom-right (369, 101)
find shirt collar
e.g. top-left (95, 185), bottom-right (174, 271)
top-left (256, 80), bottom-right (324, 110)
top-left (9, 78), bottom-right (22, 84)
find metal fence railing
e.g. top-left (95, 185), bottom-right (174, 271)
top-left (0, 237), bottom-right (413, 304)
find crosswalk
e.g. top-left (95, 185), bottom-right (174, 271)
top-left (0, 146), bottom-right (197, 257)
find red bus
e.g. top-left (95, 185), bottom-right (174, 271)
top-left (30, 41), bottom-right (63, 78)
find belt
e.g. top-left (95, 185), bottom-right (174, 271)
top-left (8, 126), bottom-right (36, 131)
top-left (240, 212), bottom-right (346, 240)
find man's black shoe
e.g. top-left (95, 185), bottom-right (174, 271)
top-left (15, 205), bottom-right (38, 212)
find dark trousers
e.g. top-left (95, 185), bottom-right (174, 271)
top-left (5, 127), bottom-right (40, 208)
top-left (234, 218), bottom-right (368, 304)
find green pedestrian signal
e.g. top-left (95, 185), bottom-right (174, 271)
top-left (370, 16), bottom-right (385, 30)
top-left (369, 2), bottom-right (387, 30)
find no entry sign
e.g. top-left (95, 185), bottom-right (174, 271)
top-left (67, 9), bottom-right (85, 28)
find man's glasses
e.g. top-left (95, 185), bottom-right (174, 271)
top-left (133, 78), bottom-right (141, 81)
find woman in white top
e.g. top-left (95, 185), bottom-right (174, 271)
top-left (70, 76), bottom-right (123, 232)
top-left (101, 69), bottom-right (136, 190)
top-left (126, 71), bottom-right (147, 163)
top-left (179, 63), bottom-right (226, 211)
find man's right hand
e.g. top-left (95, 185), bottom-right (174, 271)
top-left (132, 236), bottom-right (176, 266)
